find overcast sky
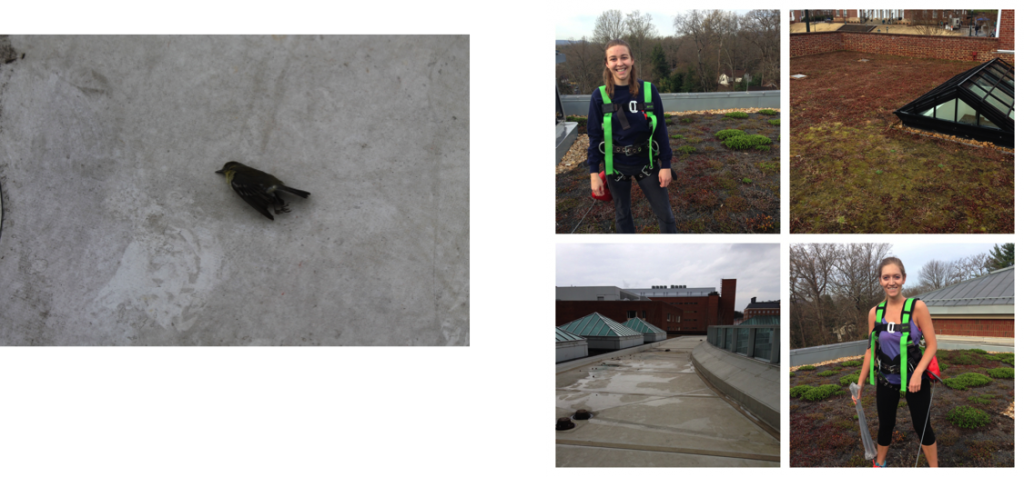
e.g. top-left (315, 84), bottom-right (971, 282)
top-left (555, 8), bottom-right (752, 41)
top-left (888, 243), bottom-right (1002, 288)
top-left (556, 243), bottom-right (780, 313)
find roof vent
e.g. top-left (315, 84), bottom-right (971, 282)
top-left (573, 409), bottom-right (593, 420)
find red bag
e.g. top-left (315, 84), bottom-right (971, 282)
top-left (925, 356), bottom-right (941, 381)
top-left (591, 171), bottom-right (612, 202)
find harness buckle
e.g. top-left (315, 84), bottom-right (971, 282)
top-left (886, 322), bottom-right (897, 333)
top-left (598, 142), bottom-right (606, 154)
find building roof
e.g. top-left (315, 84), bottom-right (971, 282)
top-left (556, 286), bottom-right (648, 301)
top-left (556, 328), bottom-right (585, 343)
top-left (623, 317), bottom-right (667, 334)
top-left (914, 265), bottom-right (1014, 314)
top-left (739, 316), bottom-right (780, 326)
top-left (559, 312), bottom-right (642, 338)
top-left (746, 300), bottom-right (781, 310)
top-left (895, 58), bottom-right (1014, 148)
top-left (624, 287), bottom-right (716, 298)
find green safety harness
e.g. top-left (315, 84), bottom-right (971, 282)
top-left (869, 297), bottom-right (919, 395)
top-left (598, 81), bottom-right (657, 177)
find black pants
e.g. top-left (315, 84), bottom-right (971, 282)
top-left (876, 378), bottom-right (936, 446)
top-left (606, 167), bottom-right (676, 234)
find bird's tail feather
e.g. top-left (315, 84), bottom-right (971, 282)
top-left (279, 186), bottom-right (310, 198)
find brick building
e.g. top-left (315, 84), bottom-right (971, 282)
top-left (742, 297), bottom-right (781, 323)
top-left (913, 266), bottom-right (1014, 338)
top-left (556, 280), bottom-right (738, 334)
top-left (791, 10), bottom-right (1014, 63)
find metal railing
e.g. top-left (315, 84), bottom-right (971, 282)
top-left (707, 324), bottom-right (780, 364)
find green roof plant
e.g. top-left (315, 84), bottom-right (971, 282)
top-left (715, 129), bottom-right (746, 140)
top-left (817, 370), bottom-right (840, 377)
top-left (758, 109), bottom-right (778, 115)
top-left (768, 119), bottom-right (780, 126)
top-left (797, 365), bottom-right (815, 371)
top-left (839, 374), bottom-right (858, 386)
top-left (723, 134), bottom-right (771, 150)
top-left (945, 372), bottom-right (993, 390)
top-left (790, 385), bottom-right (814, 398)
top-left (841, 360), bottom-right (861, 367)
top-left (946, 406), bottom-right (990, 429)
top-left (724, 112), bottom-right (748, 119)
top-left (987, 368), bottom-right (1014, 379)
top-left (801, 384), bottom-right (843, 402)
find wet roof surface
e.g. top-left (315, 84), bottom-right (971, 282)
top-left (556, 337), bottom-right (779, 466)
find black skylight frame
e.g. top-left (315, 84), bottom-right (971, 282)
top-left (895, 58), bottom-right (1014, 148)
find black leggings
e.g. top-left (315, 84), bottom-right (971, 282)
top-left (876, 378), bottom-right (936, 446)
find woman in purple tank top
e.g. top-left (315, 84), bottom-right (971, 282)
top-left (851, 257), bottom-right (940, 467)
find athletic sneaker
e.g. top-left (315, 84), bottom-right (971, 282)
top-left (873, 458), bottom-right (887, 468)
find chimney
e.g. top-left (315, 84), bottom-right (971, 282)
top-left (751, 297), bottom-right (757, 303)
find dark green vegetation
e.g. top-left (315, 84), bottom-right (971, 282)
top-left (946, 406), bottom-right (990, 429)
top-left (722, 133), bottom-right (771, 151)
top-left (817, 370), bottom-right (840, 377)
top-left (768, 119), bottom-right (780, 126)
top-left (790, 349), bottom-right (1014, 467)
top-left (556, 111), bottom-right (780, 233)
top-left (724, 112), bottom-right (749, 119)
top-left (790, 52), bottom-right (1013, 233)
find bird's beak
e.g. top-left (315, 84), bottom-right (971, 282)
top-left (215, 169), bottom-right (224, 174)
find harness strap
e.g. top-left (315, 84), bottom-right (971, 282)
top-left (644, 81), bottom-right (656, 171)
top-left (899, 298), bottom-right (916, 394)
top-left (870, 298), bottom-right (917, 395)
top-left (599, 86), bottom-right (615, 176)
top-left (599, 82), bottom-right (657, 177)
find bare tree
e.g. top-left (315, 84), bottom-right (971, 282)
top-left (558, 37), bottom-right (604, 95)
top-left (835, 243), bottom-right (892, 336)
top-left (741, 10), bottom-right (781, 88)
top-left (624, 11), bottom-right (657, 80)
top-left (919, 259), bottom-right (953, 290)
top-left (593, 10), bottom-right (625, 45)
top-left (791, 243), bottom-right (840, 345)
top-left (714, 11), bottom-right (739, 90)
top-left (675, 10), bottom-right (724, 92)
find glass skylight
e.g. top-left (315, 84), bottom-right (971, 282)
top-left (895, 58), bottom-right (1014, 148)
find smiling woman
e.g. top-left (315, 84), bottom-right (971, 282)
top-left (587, 39), bottom-right (675, 234)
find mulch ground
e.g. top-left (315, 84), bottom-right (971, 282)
top-left (556, 110), bottom-right (780, 234)
top-left (790, 349), bottom-right (1015, 467)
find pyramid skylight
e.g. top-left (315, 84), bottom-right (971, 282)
top-left (895, 58), bottom-right (1014, 148)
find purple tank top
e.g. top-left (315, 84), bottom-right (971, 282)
top-left (879, 314), bottom-right (923, 385)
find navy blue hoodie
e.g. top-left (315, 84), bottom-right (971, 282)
top-left (586, 81), bottom-right (672, 174)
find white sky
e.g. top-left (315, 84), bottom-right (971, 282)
top-left (889, 242), bottom-right (1002, 288)
top-left (556, 243), bottom-right (780, 313)
top-left (555, 8), bottom-right (752, 41)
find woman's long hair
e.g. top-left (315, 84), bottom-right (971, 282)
top-left (603, 39), bottom-right (639, 99)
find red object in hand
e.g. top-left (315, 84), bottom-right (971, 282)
top-left (592, 171), bottom-right (612, 202)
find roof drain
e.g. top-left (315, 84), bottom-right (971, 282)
top-left (556, 417), bottom-right (576, 431)
top-left (573, 409), bottom-right (593, 420)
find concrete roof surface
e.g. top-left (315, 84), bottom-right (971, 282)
top-left (0, 35), bottom-right (468, 345)
top-left (556, 337), bottom-right (779, 466)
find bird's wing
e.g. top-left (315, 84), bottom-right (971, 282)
top-left (231, 181), bottom-right (275, 220)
